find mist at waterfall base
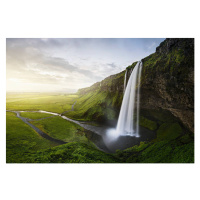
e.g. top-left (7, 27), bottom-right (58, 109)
top-left (104, 61), bottom-right (143, 146)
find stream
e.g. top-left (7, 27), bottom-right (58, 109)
top-left (10, 111), bottom-right (66, 145)
top-left (7, 108), bottom-right (156, 153)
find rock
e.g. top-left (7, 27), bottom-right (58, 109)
top-left (77, 38), bottom-right (194, 133)
top-left (141, 38), bottom-right (194, 132)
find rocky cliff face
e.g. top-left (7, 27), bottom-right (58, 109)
top-left (76, 38), bottom-right (194, 133)
top-left (140, 38), bottom-right (194, 132)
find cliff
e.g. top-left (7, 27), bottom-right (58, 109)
top-left (141, 38), bottom-right (194, 132)
top-left (67, 38), bottom-right (194, 134)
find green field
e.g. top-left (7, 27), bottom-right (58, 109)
top-left (30, 116), bottom-right (93, 144)
top-left (6, 94), bottom-right (114, 163)
top-left (6, 93), bottom-right (194, 163)
top-left (20, 112), bottom-right (54, 119)
top-left (6, 110), bottom-right (118, 163)
top-left (6, 112), bottom-right (58, 163)
top-left (7, 93), bottom-right (78, 113)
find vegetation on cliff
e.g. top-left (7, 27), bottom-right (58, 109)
top-left (65, 38), bottom-right (194, 134)
top-left (115, 134), bottom-right (194, 163)
top-left (141, 38), bottom-right (194, 133)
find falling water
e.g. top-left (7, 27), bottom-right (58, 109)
top-left (136, 61), bottom-right (143, 135)
top-left (116, 61), bottom-right (143, 137)
top-left (123, 70), bottom-right (127, 94)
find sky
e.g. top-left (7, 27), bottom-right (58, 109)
top-left (6, 38), bottom-right (165, 93)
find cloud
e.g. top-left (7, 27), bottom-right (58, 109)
top-left (7, 39), bottom-right (103, 92)
top-left (107, 62), bottom-right (118, 68)
top-left (6, 38), bottom-right (165, 92)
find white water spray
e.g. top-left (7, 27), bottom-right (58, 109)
top-left (116, 61), bottom-right (143, 137)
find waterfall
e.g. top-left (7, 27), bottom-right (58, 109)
top-left (123, 70), bottom-right (127, 94)
top-left (136, 62), bottom-right (142, 135)
top-left (116, 61), bottom-right (143, 137)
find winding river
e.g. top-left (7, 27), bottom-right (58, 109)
top-left (7, 106), bottom-right (156, 153)
top-left (9, 111), bottom-right (66, 145)
top-left (7, 106), bottom-right (112, 152)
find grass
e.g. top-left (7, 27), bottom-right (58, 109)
top-left (64, 90), bottom-right (122, 123)
top-left (20, 112), bottom-right (53, 119)
top-left (6, 110), bottom-right (194, 163)
top-left (6, 93), bottom-right (77, 113)
top-left (6, 112), bottom-right (58, 163)
top-left (72, 70), bottom-right (125, 123)
top-left (137, 136), bottom-right (194, 163)
top-left (7, 111), bottom-right (117, 163)
top-left (115, 134), bottom-right (194, 163)
top-left (24, 142), bottom-right (120, 163)
top-left (30, 116), bottom-right (93, 144)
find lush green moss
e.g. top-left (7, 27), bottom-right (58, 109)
top-left (139, 116), bottom-right (157, 130)
top-left (156, 122), bottom-right (182, 141)
top-left (179, 133), bottom-right (193, 144)
top-left (115, 141), bottom-right (150, 162)
top-left (169, 142), bottom-right (194, 163)
top-left (23, 142), bottom-right (120, 163)
top-left (138, 141), bottom-right (173, 163)
top-left (115, 135), bottom-right (194, 163)
top-left (138, 138), bottom-right (194, 163)
top-left (126, 61), bottom-right (137, 70)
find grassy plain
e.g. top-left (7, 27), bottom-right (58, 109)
top-left (6, 93), bottom-right (109, 163)
top-left (30, 116), bottom-right (93, 144)
top-left (6, 93), bottom-right (78, 113)
top-left (6, 111), bottom-right (118, 163)
top-left (6, 93), bottom-right (194, 163)
top-left (6, 112), bottom-right (58, 163)
top-left (20, 112), bottom-right (53, 119)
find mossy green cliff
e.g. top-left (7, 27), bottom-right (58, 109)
top-left (63, 38), bottom-right (194, 163)
top-left (141, 38), bottom-right (194, 133)
top-left (66, 38), bottom-right (194, 134)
